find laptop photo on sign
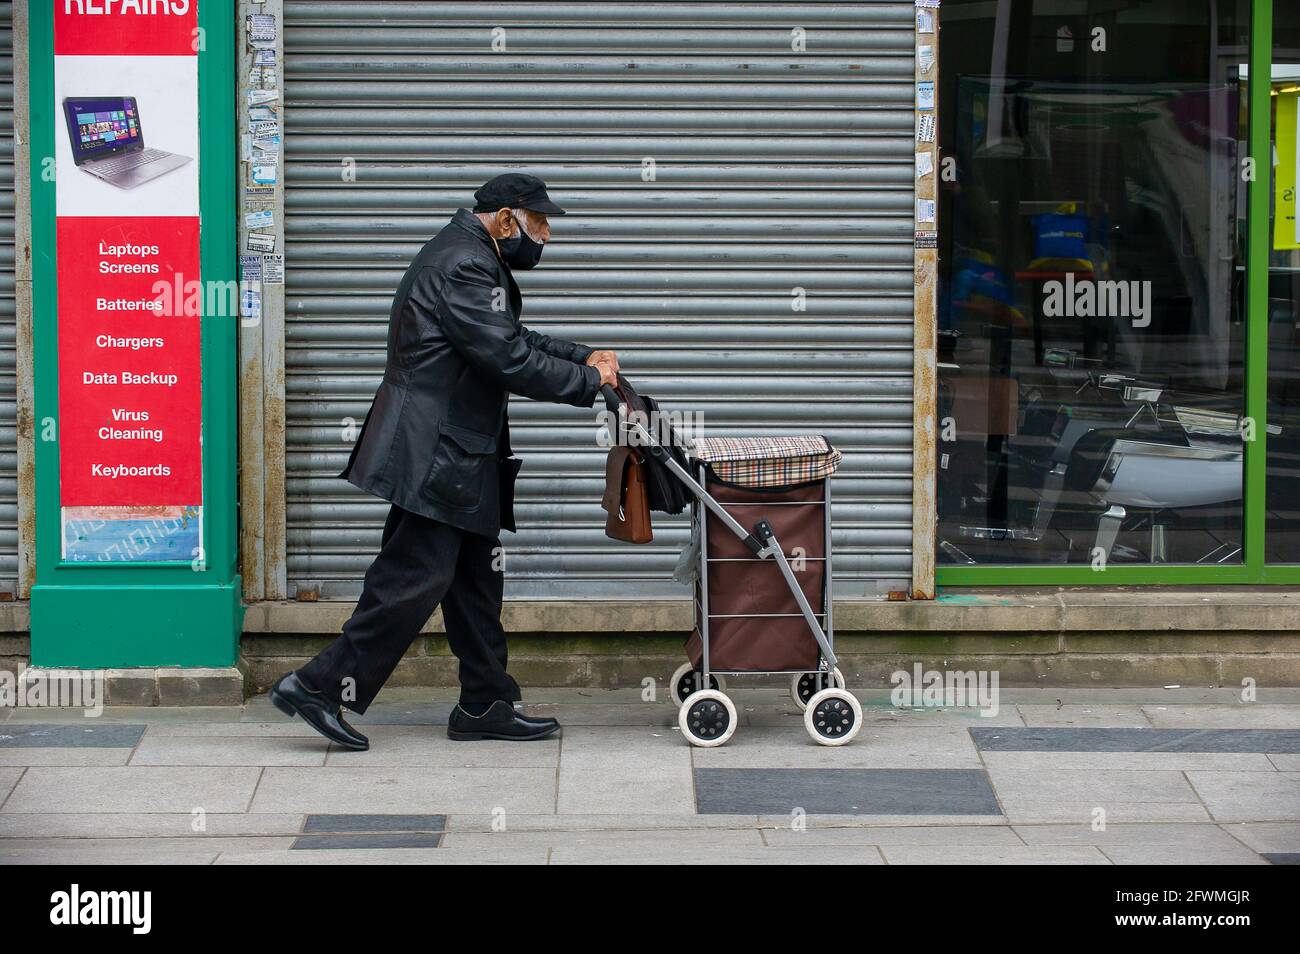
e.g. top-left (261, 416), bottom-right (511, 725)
top-left (61, 96), bottom-right (192, 189)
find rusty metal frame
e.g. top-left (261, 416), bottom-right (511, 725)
top-left (238, 0), bottom-right (287, 601)
top-left (911, 2), bottom-right (939, 599)
top-left (13, 0), bottom-right (33, 598)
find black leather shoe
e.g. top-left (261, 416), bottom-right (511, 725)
top-left (269, 672), bottom-right (369, 751)
top-left (447, 701), bottom-right (561, 741)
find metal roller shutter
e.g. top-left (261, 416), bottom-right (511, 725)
top-left (283, 1), bottom-right (914, 600)
top-left (0, 3), bottom-right (16, 595)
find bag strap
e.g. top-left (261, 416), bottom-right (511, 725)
top-left (601, 446), bottom-right (632, 514)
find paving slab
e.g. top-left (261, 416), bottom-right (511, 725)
top-left (1186, 771), bottom-right (1300, 822)
top-left (986, 767), bottom-right (1209, 824)
top-left (302, 813), bottom-right (446, 833)
top-left (881, 845), bottom-right (1111, 865)
top-left (215, 846), bottom-right (549, 864)
top-left (360, 686), bottom-right (690, 707)
top-left (874, 706), bottom-right (1027, 727)
top-left (0, 767), bottom-right (25, 807)
top-left (762, 824), bottom-right (1022, 847)
top-left (321, 725), bottom-right (559, 768)
top-left (241, 698), bottom-right (458, 727)
top-left (239, 697), bottom-right (293, 717)
top-left (971, 727), bottom-right (1300, 753)
top-left (1099, 843), bottom-right (1268, 864)
top-left (695, 768), bottom-right (1003, 816)
top-left (1012, 823), bottom-right (1246, 848)
top-left (0, 846), bottom-right (220, 865)
top-left (129, 735), bottom-right (327, 767)
top-left (748, 704), bottom-right (1025, 729)
top-left (344, 703), bottom-right (454, 726)
top-left (7, 707), bottom-right (243, 724)
top-left (439, 828), bottom-right (765, 853)
top-left (443, 812), bottom-right (759, 832)
top-left (691, 725), bottom-right (981, 770)
top-left (358, 687), bottom-right (684, 706)
top-left (757, 812), bottom-right (1011, 828)
top-left (1001, 802), bottom-right (1212, 824)
top-left (0, 835), bottom-right (295, 853)
top-left (981, 751), bottom-right (1277, 773)
top-left (286, 815), bottom-right (449, 849)
top-left (1141, 705), bottom-right (1300, 729)
top-left (743, 706), bottom-right (814, 728)
top-left (249, 766), bottom-right (556, 815)
top-left (2, 766), bottom-right (261, 814)
top-left (547, 844), bottom-right (885, 865)
top-left (143, 721), bottom-right (326, 738)
top-left (986, 766), bottom-right (1201, 803)
top-left (291, 832), bottom-right (445, 850)
top-left (511, 703), bottom-right (677, 727)
top-left (741, 703), bottom-right (922, 728)
top-left (0, 812), bottom-right (307, 838)
top-left (1003, 689), bottom-right (1300, 704)
top-left (0, 723), bottom-right (145, 747)
top-left (557, 726), bottom-right (694, 815)
top-left (361, 686), bottom-right (463, 704)
top-left (0, 747), bottom-right (134, 767)
top-left (1221, 822), bottom-right (1300, 853)
top-left (1016, 705), bottom-right (1153, 728)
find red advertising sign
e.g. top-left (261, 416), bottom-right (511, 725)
top-left (55, 1), bottom-right (197, 57)
top-left (54, 1), bottom-right (203, 560)
top-left (55, 216), bottom-right (201, 505)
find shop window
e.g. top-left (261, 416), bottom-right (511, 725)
top-left (937, 0), bottom-right (1251, 567)
top-left (1265, 5), bottom-right (1300, 563)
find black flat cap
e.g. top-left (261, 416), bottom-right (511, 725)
top-left (472, 173), bottom-right (566, 215)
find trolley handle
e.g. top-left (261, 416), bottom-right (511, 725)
top-left (600, 383), bottom-right (623, 413)
top-left (601, 381), bottom-right (675, 465)
top-left (600, 376), bottom-right (690, 464)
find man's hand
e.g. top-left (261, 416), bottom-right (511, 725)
top-left (586, 349), bottom-right (619, 388)
top-left (586, 349), bottom-right (619, 373)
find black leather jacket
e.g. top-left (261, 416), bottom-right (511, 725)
top-left (340, 208), bottom-right (600, 536)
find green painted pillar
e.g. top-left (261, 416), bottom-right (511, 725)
top-left (28, 1), bottom-right (242, 668)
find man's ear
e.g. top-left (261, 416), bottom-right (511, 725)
top-left (494, 208), bottom-right (516, 239)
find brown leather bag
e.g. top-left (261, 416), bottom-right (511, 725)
top-left (602, 445), bottom-right (653, 543)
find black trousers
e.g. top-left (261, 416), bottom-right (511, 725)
top-left (298, 504), bottom-right (520, 713)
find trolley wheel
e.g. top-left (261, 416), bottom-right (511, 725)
top-left (804, 687), bottom-right (862, 747)
top-left (790, 667), bottom-right (845, 712)
top-left (668, 662), bottom-right (726, 706)
top-left (679, 689), bottom-right (738, 747)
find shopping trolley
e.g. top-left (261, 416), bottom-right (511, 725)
top-left (601, 384), bottom-right (861, 748)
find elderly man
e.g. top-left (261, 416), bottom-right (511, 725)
top-left (271, 174), bottom-right (618, 750)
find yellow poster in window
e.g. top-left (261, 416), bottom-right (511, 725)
top-left (1275, 89), bottom-right (1300, 251)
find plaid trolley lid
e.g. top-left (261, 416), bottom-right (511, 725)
top-left (690, 435), bottom-right (842, 488)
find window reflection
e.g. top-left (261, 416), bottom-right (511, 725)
top-left (937, 0), bottom-right (1249, 566)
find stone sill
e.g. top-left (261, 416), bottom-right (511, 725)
top-left (0, 602), bottom-right (29, 633)
top-left (241, 588), bottom-right (1300, 635)
top-left (17, 665), bottom-right (245, 706)
top-left (5, 589), bottom-right (1299, 636)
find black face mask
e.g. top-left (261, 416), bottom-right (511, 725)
top-left (498, 213), bottom-right (545, 270)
